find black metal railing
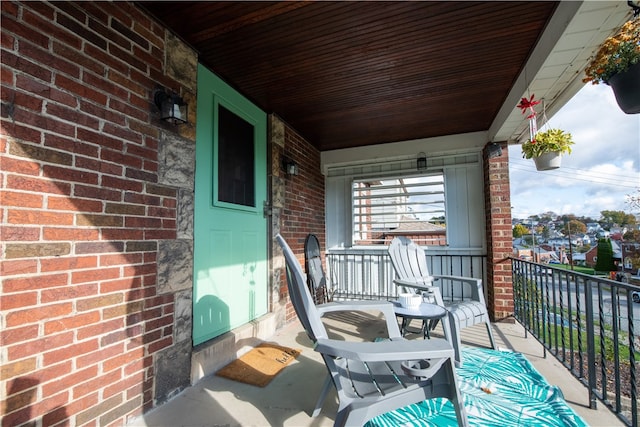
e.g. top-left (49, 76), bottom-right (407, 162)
top-left (511, 258), bottom-right (638, 427)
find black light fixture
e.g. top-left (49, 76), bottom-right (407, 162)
top-left (417, 152), bottom-right (427, 170)
top-left (154, 89), bottom-right (188, 125)
top-left (487, 142), bottom-right (503, 159)
top-left (282, 155), bottom-right (299, 176)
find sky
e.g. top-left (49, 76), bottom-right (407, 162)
top-left (508, 83), bottom-right (640, 221)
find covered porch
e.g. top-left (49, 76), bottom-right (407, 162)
top-left (130, 316), bottom-right (622, 426)
top-left (1, 1), bottom-right (636, 426)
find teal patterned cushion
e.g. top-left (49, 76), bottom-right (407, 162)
top-left (366, 347), bottom-right (586, 427)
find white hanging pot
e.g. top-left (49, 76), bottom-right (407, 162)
top-left (533, 151), bottom-right (562, 171)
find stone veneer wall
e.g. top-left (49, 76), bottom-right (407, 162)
top-left (269, 115), bottom-right (326, 323)
top-left (483, 141), bottom-right (514, 321)
top-left (1, 2), bottom-right (196, 425)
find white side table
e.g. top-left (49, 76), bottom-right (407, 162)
top-left (390, 300), bottom-right (450, 341)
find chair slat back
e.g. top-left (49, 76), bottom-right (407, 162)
top-left (276, 234), bottom-right (328, 342)
top-left (389, 236), bottom-right (431, 283)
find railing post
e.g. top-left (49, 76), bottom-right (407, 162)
top-left (583, 278), bottom-right (597, 410)
top-left (627, 291), bottom-right (637, 427)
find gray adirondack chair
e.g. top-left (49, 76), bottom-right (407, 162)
top-left (388, 236), bottom-right (496, 365)
top-left (276, 234), bottom-right (467, 427)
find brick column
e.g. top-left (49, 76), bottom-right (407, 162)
top-left (483, 142), bottom-right (514, 321)
top-left (269, 114), bottom-right (325, 324)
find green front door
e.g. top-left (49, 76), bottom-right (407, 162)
top-left (193, 64), bottom-right (268, 345)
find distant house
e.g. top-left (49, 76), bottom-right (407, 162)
top-left (572, 252), bottom-right (587, 266)
top-left (621, 242), bottom-right (640, 273)
top-left (547, 237), bottom-right (572, 250)
top-left (585, 240), bottom-right (622, 269)
top-left (513, 245), bottom-right (532, 261)
top-left (382, 215), bottom-right (447, 246)
top-left (539, 243), bottom-right (553, 252)
top-left (534, 247), bottom-right (555, 264)
top-left (585, 246), bottom-right (597, 267)
top-left (586, 222), bottom-right (601, 233)
top-left (512, 244), bottom-right (554, 263)
top-left (610, 232), bottom-right (624, 241)
top-left (547, 236), bottom-right (582, 249)
top-left (513, 237), bottom-right (528, 246)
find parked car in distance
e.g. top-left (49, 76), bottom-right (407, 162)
top-left (614, 271), bottom-right (640, 303)
top-left (615, 272), bottom-right (629, 283)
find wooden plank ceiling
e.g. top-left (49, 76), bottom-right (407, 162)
top-left (141, 1), bottom-right (558, 151)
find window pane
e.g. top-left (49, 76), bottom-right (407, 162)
top-left (217, 105), bottom-right (255, 207)
top-left (353, 173), bottom-right (446, 246)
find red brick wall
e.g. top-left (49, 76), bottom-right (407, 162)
top-left (280, 128), bottom-right (325, 245)
top-left (276, 124), bottom-right (325, 321)
top-left (483, 142), bottom-right (514, 321)
top-left (1, 2), bottom-right (188, 425)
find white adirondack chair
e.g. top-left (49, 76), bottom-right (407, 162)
top-left (388, 236), bottom-right (496, 364)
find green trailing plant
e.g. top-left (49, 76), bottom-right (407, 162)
top-left (521, 128), bottom-right (574, 160)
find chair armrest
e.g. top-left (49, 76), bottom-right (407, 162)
top-left (316, 300), bottom-right (402, 339)
top-left (393, 276), bottom-right (434, 288)
top-left (315, 337), bottom-right (453, 362)
top-left (432, 274), bottom-right (485, 304)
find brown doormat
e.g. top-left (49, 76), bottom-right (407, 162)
top-left (215, 343), bottom-right (302, 387)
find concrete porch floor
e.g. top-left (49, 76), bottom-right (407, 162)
top-left (128, 312), bottom-right (623, 427)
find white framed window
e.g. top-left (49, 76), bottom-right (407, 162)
top-left (352, 172), bottom-right (446, 246)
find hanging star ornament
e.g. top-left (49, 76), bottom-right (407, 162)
top-left (517, 94), bottom-right (541, 119)
top-left (517, 94), bottom-right (541, 142)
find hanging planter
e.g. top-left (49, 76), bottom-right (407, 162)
top-left (521, 128), bottom-right (574, 171)
top-left (608, 61), bottom-right (640, 114)
top-left (532, 151), bottom-right (563, 171)
top-left (583, 16), bottom-right (640, 115)
top-left (517, 95), bottom-right (574, 171)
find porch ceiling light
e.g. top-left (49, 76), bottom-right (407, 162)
top-left (417, 152), bottom-right (427, 170)
top-left (154, 89), bottom-right (188, 125)
top-left (487, 143), bottom-right (503, 159)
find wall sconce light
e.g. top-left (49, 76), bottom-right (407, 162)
top-left (417, 152), bottom-right (427, 170)
top-left (487, 142), bottom-right (503, 159)
top-left (154, 89), bottom-right (188, 125)
top-left (282, 156), bottom-right (299, 176)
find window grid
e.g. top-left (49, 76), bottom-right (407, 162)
top-left (353, 173), bottom-right (447, 246)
